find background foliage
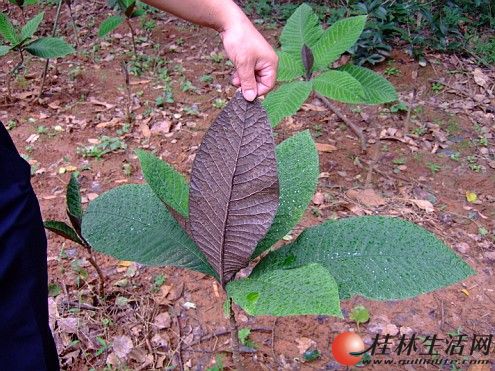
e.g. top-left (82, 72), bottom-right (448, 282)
top-left (241, 0), bottom-right (495, 65)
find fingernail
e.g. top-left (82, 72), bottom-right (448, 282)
top-left (243, 89), bottom-right (256, 101)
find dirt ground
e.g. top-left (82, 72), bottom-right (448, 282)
top-left (1, 2), bottom-right (494, 370)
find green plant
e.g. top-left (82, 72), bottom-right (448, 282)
top-left (56, 93), bottom-right (474, 367)
top-left (350, 304), bottom-right (370, 329)
top-left (0, 11), bottom-right (74, 97)
top-left (77, 136), bottom-right (127, 158)
top-left (213, 98), bottom-right (227, 109)
top-left (98, 0), bottom-right (146, 56)
top-left (262, 4), bottom-right (397, 128)
top-left (427, 162), bottom-right (442, 174)
top-left (431, 82), bottom-right (444, 93)
top-left (43, 173), bottom-right (105, 295)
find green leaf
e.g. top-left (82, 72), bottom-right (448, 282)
top-left (0, 13), bottom-right (19, 45)
top-left (312, 16), bottom-right (367, 70)
top-left (253, 216), bottom-right (475, 300)
top-left (280, 3), bottom-right (322, 56)
top-left (339, 64), bottom-right (398, 104)
top-left (44, 220), bottom-right (84, 245)
top-left (277, 50), bottom-right (305, 82)
top-left (136, 149), bottom-right (189, 218)
top-left (253, 131), bottom-right (318, 258)
top-left (81, 184), bottom-right (215, 277)
top-left (130, 8), bottom-right (145, 18)
top-left (350, 305), bottom-right (370, 325)
top-left (98, 15), bottom-right (124, 37)
top-left (25, 37), bottom-right (75, 58)
top-left (0, 45), bottom-right (9, 56)
top-left (21, 11), bottom-right (44, 41)
top-left (313, 70), bottom-right (365, 104)
top-left (227, 264), bottom-right (342, 317)
top-left (262, 80), bottom-right (313, 127)
top-left (66, 173), bottom-right (83, 230)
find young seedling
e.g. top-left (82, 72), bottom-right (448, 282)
top-left (44, 173), bottom-right (105, 296)
top-left (263, 3), bottom-right (398, 150)
top-left (72, 92), bottom-right (474, 368)
top-left (98, 0), bottom-right (146, 57)
top-left (0, 11), bottom-right (74, 99)
top-left (349, 304), bottom-right (370, 331)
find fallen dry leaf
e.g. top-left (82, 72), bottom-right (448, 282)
top-left (151, 120), bottom-right (172, 135)
top-left (312, 192), bottom-right (325, 205)
top-left (112, 335), bottom-right (133, 360)
top-left (315, 142), bottom-right (337, 152)
top-left (409, 199), bottom-right (434, 213)
top-left (154, 312), bottom-right (171, 329)
top-left (89, 97), bottom-right (115, 109)
top-left (295, 337), bottom-right (316, 354)
top-left (473, 68), bottom-right (490, 87)
top-left (347, 188), bottom-right (386, 208)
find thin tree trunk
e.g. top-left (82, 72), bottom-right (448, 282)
top-left (38, 0), bottom-right (64, 99)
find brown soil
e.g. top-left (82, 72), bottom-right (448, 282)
top-left (1, 2), bottom-right (494, 371)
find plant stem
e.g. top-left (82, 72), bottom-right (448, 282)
top-left (66, 0), bottom-right (81, 49)
top-left (315, 92), bottom-right (367, 152)
top-left (38, 0), bottom-right (64, 100)
top-left (84, 244), bottom-right (105, 297)
top-left (7, 50), bottom-right (25, 100)
top-left (229, 298), bottom-right (243, 370)
top-left (126, 18), bottom-right (137, 57)
top-left (121, 61), bottom-right (133, 123)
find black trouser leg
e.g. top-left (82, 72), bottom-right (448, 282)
top-left (0, 122), bottom-right (59, 370)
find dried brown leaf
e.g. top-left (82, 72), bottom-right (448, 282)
top-left (189, 92), bottom-right (279, 285)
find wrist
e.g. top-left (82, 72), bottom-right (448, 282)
top-left (216, 2), bottom-right (250, 33)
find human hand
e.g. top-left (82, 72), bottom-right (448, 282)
top-left (220, 18), bottom-right (278, 101)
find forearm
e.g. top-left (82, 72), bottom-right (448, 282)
top-left (140, 0), bottom-right (248, 32)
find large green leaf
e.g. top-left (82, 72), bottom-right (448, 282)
top-left (280, 3), bottom-right (322, 56)
top-left (0, 13), bottom-right (19, 45)
top-left (25, 37), bottom-right (75, 58)
top-left (253, 131), bottom-right (318, 258)
top-left (339, 64), bottom-right (398, 104)
top-left (136, 149), bottom-right (189, 218)
top-left (277, 50), bottom-right (305, 82)
top-left (98, 15), bottom-right (124, 37)
top-left (81, 184), bottom-right (215, 277)
top-left (253, 216), bottom-right (475, 300)
top-left (44, 220), bottom-right (84, 246)
top-left (312, 16), bottom-right (367, 71)
top-left (227, 264), bottom-right (342, 317)
top-left (21, 11), bottom-right (44, 41)
top-left (313, 70), bottom-right (365, 104)
top-left (262, 80), bottom-right (313, 127)
top-left (0, 45), bottom-right (9, 56)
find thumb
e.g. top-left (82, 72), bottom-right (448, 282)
top-left (237, 61), bottom-right (258, 101)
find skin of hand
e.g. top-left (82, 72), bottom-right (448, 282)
top-left (140, 0), bottom-right (278, 101)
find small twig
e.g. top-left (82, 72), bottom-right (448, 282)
top-left (61, 300), bottom-right (98, 311)
top-left (187, 326), bottom-right (272, 347)
top-left (38, 0), bottom-right (64, 99)
top-left (121, 61), bottom-right (133, 123)
top-left (364, 142), bottom-right (382, 188)
top-left (271, 318), bottom-right (278, 363)
top-left (404, 87), bottom-right (417, 133)
top-left (315, 92), bottom-right (367, 151)
top-left (65, 0), bottom-right (80, 48)
top-left (126, 19), bottom-right (137, 57)
top-left (174, 307), bottom-right (185, 371)
top-left (229, 298), bottom-right (244, 370)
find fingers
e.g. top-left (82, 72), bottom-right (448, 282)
top-left (232, 71), bottom-right (240, 86)
top-left (236, 60), bottom-right (258, 101)
top-left (255, 62), bottom-right (277, 97)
